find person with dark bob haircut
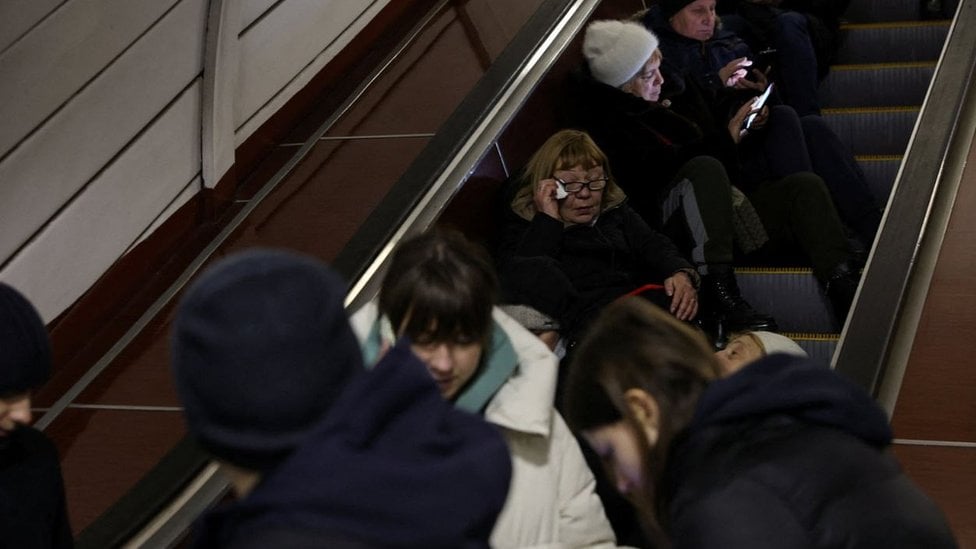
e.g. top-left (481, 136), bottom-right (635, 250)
top-left (562, 296), bottom-right (958, 549)
top-left (374, 229), bottom-right (498, 378)
top-left (351, 228), bottom-right (618, 548)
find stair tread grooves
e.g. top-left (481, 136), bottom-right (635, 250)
top-left (840, 21), bottom-right (952, 30)
top-left (830, 61), bottom-right (937, 70)
top-left (823, 106), bottom-right (921, 113)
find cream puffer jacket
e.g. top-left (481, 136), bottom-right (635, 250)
top-left (350, 303), bottom-right (619, 548)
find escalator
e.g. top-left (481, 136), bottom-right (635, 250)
top-left (738, 0), bottom-right (953, 362)
top-left (43, 0), bottom-right (974, 545)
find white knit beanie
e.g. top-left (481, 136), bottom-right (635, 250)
top-left (752, 331), bottom-right (808, 358)
top-left (583, 20), bottom-right (660, 88)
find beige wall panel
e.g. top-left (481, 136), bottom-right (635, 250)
top-left (0, 0), bottom-right (207, 266)
top-left (0, 0), bottom-right (64, 53)
top-left (233, 0), bottom-right (390, 140)
top-left (127, 179), bottom-right (199, 252)
top-left (240, 0), bottom-right (279, 31)
top-left (0, 81), bottom-right (203, 323)
top-left (0, 0), bottom-right (180, 159)
top-left (202, 0), bottom-right (241, 189)
top-left (460, 1), bottom-right (541, 60)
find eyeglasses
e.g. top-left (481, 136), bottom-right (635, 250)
top-left (554, 176), bottom-right (608, 194)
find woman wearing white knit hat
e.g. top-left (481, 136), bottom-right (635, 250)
top-left (578, 19), bottom-right (778, 342)
top-left (715, 330), bottom-right (808, 375)
top-left (575, 18), bottom-right (862, 331)
top-left (583, 19), bottom-right (660, 88)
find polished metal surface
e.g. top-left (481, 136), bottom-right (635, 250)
top-left (833, 0), bottom-right (976, 399)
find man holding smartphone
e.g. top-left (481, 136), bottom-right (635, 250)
top-left (716, 0), bottom-right (852, 116)
top-left (644, 0), bottom-right (883, 250)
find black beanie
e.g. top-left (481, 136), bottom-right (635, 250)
top-left (661, 0), bottom-right (696, 19)
top-left (0, 282), bottom-right (51, 395)
top-left (171, 249), bottom-right (363, 472)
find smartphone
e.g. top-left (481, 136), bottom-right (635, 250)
top-left (554, 178), bottom-right (568, 199)
top-left (743, 83), bottom-right (774, 130)
top-left (757, 48), bottom-right (777, 71)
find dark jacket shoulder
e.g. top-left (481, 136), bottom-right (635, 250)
top-left (0, 426), bottom-right (73, 549)
top-left (664, 356), bottom-right (958, 549)
top-left (191, 342), bottom-right (511, 549)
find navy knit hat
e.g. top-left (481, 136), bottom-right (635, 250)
top-left (661, 0), bottom-right (696, 19)
top-left (0, 282), bottom-right (51, 395)
top-left (171, 249), bottom-right (363, 472)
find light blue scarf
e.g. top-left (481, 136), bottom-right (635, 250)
top-left (361, 317), bottom-right (518, 414)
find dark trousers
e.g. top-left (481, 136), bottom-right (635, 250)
top-left (747, 171), bottom-right (850, 283)
top-left (722, 10), bottom-right (822, 116)
top-left (661, 156), bottom-right (736, 273)
top-left (773, 11), bottom-right (822, 116)
top-left (800, 115), bottom-right (882, 246)
top-left (744, 106), bottom-right (882, 247)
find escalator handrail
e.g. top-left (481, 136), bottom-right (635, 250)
top-left (338, 0), bottom-right (601, 311)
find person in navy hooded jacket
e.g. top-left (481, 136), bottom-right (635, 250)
top-left (562, 296), bottom-right (957, 549)
top-left (170, 249), bottom-right (512, 548)
top-left (0, 283), bottom-right (73, 549)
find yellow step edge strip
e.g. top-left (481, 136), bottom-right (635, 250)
top-left (781, 332), bottom-right (840, 342)
top-left (855, 154), bottom-right (903, 161)
top-left (735, 267), bottom-right (813, 275)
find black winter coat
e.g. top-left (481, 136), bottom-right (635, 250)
top-left (661, 354), bottom-right (958, 549)
top-left (190, 341), bottom-right (512, 549)
top-left (497, 186), bottom-right (692, 339)
top-left (570, 66), bottom-right (743, 212)
top-left (0, 426), bottom-right (73, 549)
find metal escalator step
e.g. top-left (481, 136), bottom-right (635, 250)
top-left (836, 22), bottom-right (950, 64)
top-left (728, 0), bottom-right (943, 367)
top-left (819, 63), bottom-right (935, 109)
top-left (735, 268), bottom-right (840, 333)
top-left (821, 106), bottom-right (919, 156)
top-left (844, 0), bottom-right (925, 22)
top-left (857, 155), bottom-right (901, 206)
top-left (782, 332), bottom-right (840, 366)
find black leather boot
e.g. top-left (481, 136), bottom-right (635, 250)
top-left (824, 261), bottom-right (861, 322)
top-left (702, 265), bottom-right (778, 333)
top-left (695, 314), bottom-right (730, 350)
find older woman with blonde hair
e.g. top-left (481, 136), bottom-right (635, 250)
top-left (496, 129), bottom-right (699, 347)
